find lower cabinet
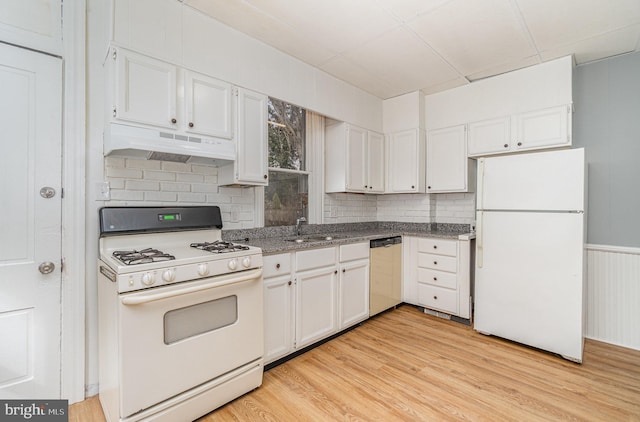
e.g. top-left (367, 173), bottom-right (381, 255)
top-left (403, 236), bottom-right (473, 320)
top-left (263, 243), bottom-right (369, 364)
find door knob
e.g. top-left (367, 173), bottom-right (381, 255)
top-left (40, 187), bottom-right (56, 198)
top-left (39, 262), bottom-right (55, 274)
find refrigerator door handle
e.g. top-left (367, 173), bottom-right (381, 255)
top-left (477, 158), bottom-right (485, 210)
top-left (477, 210), bottom-right (483, 268)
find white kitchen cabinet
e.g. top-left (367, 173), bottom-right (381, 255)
top-left (263, 253), bottom-right (295, 364)
top-left (426, 125), bottom-right (476, 193)
top-left (217, 87), bottom-right (269, 186)
top-left (386, 129), bottom-right (426, 193)
top-left (468, 105), bottom-right (571, 157)
top-left (325, 122), bottom-right (385, 193)
top-left (183, 70), bottom-right (233, 139)
top-left (113, 48), bottom-right (177, 129)
top-left (295, 247), bottom-right (338, 349)
top-left (338, 243), bottom-right (370, 329)
top-left (112, 47), bottom-right (233, 139)
top-left (403, 236), bottom-right (473, 320)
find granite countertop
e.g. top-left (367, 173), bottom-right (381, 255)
top-left (223, 222), bottom-right (475, 255)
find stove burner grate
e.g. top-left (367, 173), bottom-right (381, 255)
top-left (113, 248), bottom-right (176, 265)
top-left (190, 241), bottom-right (250, 254)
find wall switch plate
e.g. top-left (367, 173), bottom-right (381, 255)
top-left (96, 182), bottom-right (110, 201)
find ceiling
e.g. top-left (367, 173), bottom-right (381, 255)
top-left (184, 0), bottom-right (640, 100)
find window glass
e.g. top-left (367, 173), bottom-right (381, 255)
top-left (266, 98), bottom-right (308, 227)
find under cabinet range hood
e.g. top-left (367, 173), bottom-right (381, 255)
top-left (104, 123), bottom-right (236, 165)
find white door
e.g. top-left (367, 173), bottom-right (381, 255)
top-left (236, 87), bottom-right (268, 185)
top-left (387, 129), bottom-right (418, 192)
top-left (263, 274), bottom-right (294, 364)
top-left (474, 211), bottom-right (584, 361)
top-left (0, 43), bottom-right (62, 399)
top-left (338, 260), bottom-right (369, 329)
top-left (515, 105), bottom-right (570, 151)
top-left (427, 124), bottom-right (467, 192)
top-left (366, 131), bottom-right (385, 193)
top-left (184, 70), bottom-right (232, 139)
top-left (478, 148), bottom-right (585, 211)
top-left (345, 125), bottom-right (366, 192)
top-left (296, 266), bottom-right (337, 349)
top-left (467, 116), bottom-right (511, 156)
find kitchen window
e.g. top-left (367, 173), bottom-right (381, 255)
top-left (265, 98), bottom-right (309, 227)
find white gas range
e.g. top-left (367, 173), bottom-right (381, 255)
top-left (97, 206), bottom-right (264, 422)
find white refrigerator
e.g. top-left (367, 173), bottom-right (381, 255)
top-left (474, 148), bottom-right (585, 362)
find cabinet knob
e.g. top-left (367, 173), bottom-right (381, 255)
top-left (288, 280), bottom-right (292, 286)
top-left (503, 143), bottom-right (508, 148)
top-left (189, 122), bottom-right (194, 128)
top-left (433, 277), bottom-right (438, 281)
top-left (171, 118), bottom-right (177, 124)
top-left (276, 263), bottom-right (280, 269)
top-left (342, 268), bottom-right (346, 273)
top-left (364, 185), bottom-right (368, 188)
top-left (433, 245), bottom-right (437, 249)
top-left (411, 185), bottom-right (415, 189)
top-left (517, 141), bottom-right (522, 146)
top-left (427, 186), bottom-right (431, 189)
top-left (434, 261), bottom-right (438, 265)
top-left (263, 174), bottom-right (268, 179)
top-left (334, 270), bottom-right (338, 274)
top-left (433, 295), bottom-right (438, 300)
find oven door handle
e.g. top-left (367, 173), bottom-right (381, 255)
top-left (121, 268), bottom-right (263, 306)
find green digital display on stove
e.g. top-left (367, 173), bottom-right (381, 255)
top-left (158, 213), bottom-right (180, 221)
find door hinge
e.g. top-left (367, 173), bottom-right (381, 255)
top-left (113, 107), bottom-right (117, 118)
top-left (112, 48), bottom-right (117, 60)
top-left (60, 258), bottom-right (65, 273)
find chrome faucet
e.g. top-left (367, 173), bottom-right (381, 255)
top-left (296, 217), bottom-right (307, 236)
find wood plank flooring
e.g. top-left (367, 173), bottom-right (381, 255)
top-left (70, 305), bottom-right (640, 421)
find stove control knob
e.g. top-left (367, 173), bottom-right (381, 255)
top-left (141, 272), bottom-right (155, 286)
top-left (228, 259), bottom-right (238, 271)
top-left (197, 263), bottom-right (210, 277)
top-left (162, 269), bottom-right (176, 282)
top-left (242, 256), bottom-right (251, 268)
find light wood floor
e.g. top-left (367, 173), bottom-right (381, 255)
top-left (70, 305), bottom-right (640, 421)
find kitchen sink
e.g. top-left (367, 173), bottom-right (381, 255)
top-left (285, 235), bottom-right (337, 243)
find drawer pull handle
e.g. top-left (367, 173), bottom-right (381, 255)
top-left (433, 295), bottom-right (438, 300)
top-left (276, 263), bottom-right (281, 269)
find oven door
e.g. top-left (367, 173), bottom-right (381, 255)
top-left (117, 268), bottom-right (263, 418)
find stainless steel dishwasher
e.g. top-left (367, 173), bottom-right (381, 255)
top-left (369, 236), bottom-right (402, 316)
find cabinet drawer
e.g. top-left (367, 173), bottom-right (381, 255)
top-left (417, 268), bottom-right (457, 290)
top-left (418, 284), bottom-right (458, 314)
top-left (296, 247), bottom-right (336, 271)
top-left (418, 252), bottom-right (457, 273)
top-left (418, 238), bottom-right (457, 256)
top-left (339, 242), bottom-right (369, 262)
top-left (263, 253), bottom-right (292, 278)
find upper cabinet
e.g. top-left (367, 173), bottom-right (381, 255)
top-left (386, 129), bottom-right (426, 193)
top-left (111, 47), bottom-right (233, 139)
top-left (325, 122), bottom-right (385, 193)
top-left (468, 105), bottom-right (571, 157)
top-left (425, 56), bottom-right (574, 158)
top-left (426, 125), bottom-right (475, 193)
top-left (218, 87), bottom-right (268, 186)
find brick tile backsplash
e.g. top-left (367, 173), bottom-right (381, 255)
top-left (104, 158), bottom-right (255, 229)
top-left (105, 157), bottom-right (475, 228)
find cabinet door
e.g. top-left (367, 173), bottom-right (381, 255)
top-left (184, 70), bottom-right (232, 139)
top-left (427, 125), bottom-right (468, 192)
top-left (264, 275), bottom-right (294, 364)
top-left (114, 48), bottom-right (177, 129)
top-left (236, 87), bottom-right (268, 185)
top-left (346, 126), bottom-right (366, 192)
top-left (296, 266), bottom-right (338, 349)
top-left (339, 260), bottom-right (369, 329)
top-left (515, 105), bottom-right (570, 151)
top-left (387, 129), bottom-right (420, 193)
top-left (467, 116), bottom-right (511, 156)
top-left (367, 131), bottom-right (385, 193)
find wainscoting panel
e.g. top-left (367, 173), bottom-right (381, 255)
top-left (586, 244), bottom-right (640, 351)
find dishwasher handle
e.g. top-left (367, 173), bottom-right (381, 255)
top-left (370, 236), bottom-right (402, 248)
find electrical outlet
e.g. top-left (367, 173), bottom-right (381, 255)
top-left (96, 182), bottom-right (110, 201)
